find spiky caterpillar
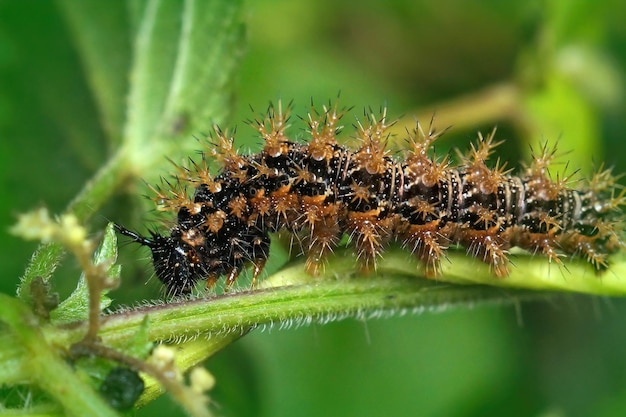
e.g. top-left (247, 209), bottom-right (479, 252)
top-left (116, 102), bottom-right (625, 295)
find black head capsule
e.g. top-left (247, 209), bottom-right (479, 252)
top-left (114, 224), bottom-right (199, 295)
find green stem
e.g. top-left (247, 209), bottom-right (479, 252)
top-left (0, 266), bottom-right (548, 389)
top-left (0, 334), bottom-right (27, 385)
top-left (46, 268), bottom-right (545, 350)
top-left (66, 149), bottom-right (130, 223)
top-left (17, 150), bottom-right (131, 301)
top-left (393, 82), bottom-right (523, 137)
top-left (137, 336), bottom-right (243, 406)
top-left (8, 246), bottom-right (625, 389)
top-left (0, 294), bottom-right (119, 417)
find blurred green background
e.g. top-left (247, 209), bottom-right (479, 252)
top-left (2, 0), bottom-right (626, 416)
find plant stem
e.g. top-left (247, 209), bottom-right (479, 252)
top-left (0, 294), bottom-right (119, 417)
top-left (392, 82), bottom-right (523, 137)
top-left (67, 149), bottom-right (131, 223)
top-left (17, 150), bottom-right (131, 302)
top-left (47, 270), bottom-right (546, 350)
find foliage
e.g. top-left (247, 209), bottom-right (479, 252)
top-left (1, 0), bottom-right (626, 416)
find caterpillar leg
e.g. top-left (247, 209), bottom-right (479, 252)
top-left (250, 258), bottom-right (268, 287)
top-left (560, 223), bottom-right (624, 271)
top-left (304, 221), bottom-right (342, 276)
top-left (346, 212), bottom-right (392, 273)
top-left (462, 228), bottom-right (510, 277)
top-left (400, 222), bottom-right (446, 278)
top-left (224, 268), bottom-right (241, 290)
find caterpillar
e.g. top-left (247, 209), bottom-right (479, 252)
top-left (116, 101), bottom-right (625, 295)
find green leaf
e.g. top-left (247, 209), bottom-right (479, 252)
top-left (56, 0), bottom-right (131, 146)
top-left (16, 243), bottom-right (64, 302)
top-left (0, 294), bottom-right (120, 417)
top-left (18, 0), bottom-right (245, 300)
top-left (374, 248), bottom-right (626, 296)
top-left (51, 223), bottom-right (120, 323)
top-left (122, 0), bottom-right (246, 176)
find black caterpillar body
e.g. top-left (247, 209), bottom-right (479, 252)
top-left (116, 103), bottom-right (624, 295)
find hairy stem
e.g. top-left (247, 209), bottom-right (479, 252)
top-left (0, 294), bottom-right (119, 417)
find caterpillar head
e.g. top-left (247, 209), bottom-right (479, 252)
top-left (114, 224), bottom-right (199, 295)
